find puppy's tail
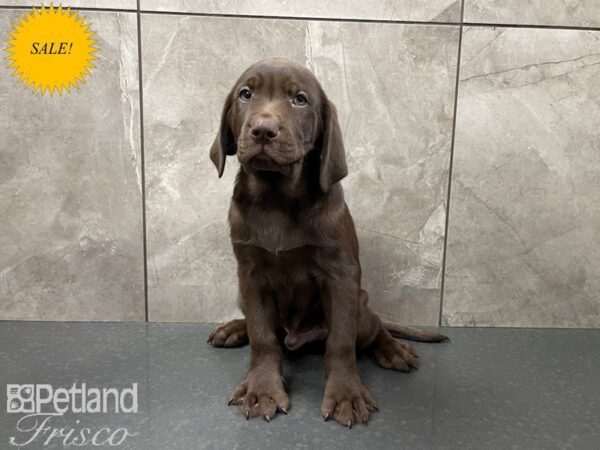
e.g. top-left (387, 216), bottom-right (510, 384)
top-left (383, 321), bottom-right (449, 343)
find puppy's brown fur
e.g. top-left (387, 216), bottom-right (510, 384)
top-left (208, 58), bottom-right (447, 427)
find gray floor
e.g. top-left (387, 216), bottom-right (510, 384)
top-left (0, 322), bottom-right (598, 449)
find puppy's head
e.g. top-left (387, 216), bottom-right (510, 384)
top-left (210, 58), bottom-right (347, 192)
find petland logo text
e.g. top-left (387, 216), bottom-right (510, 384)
top-left (5, 383), bottom-right (139, 447)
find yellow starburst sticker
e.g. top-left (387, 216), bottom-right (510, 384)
top-left (4, 5), bottom-right (98, 95)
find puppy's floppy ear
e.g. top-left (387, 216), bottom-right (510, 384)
top-left (319, 99), bottom-right (348, 192)
top-left (209, 91), bottom-right (237, 178)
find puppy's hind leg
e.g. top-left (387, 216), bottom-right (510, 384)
top-left (371, 327), bottom-right (420, 372)
top-left (207, 318), bottom-right (249, 348)
top-left (357, 289), bottom-right (448, 372)
top-left (356, 292), bottom-right (419, 372)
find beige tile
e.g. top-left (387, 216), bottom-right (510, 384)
top-left (465, 0), bottom-right (600, 27)
top-left (0, 10), bottom-right (144, 321)
top-left (443, 27), bottom-right (600, 327)
top-left (0, 1), bottom-right (136, 8)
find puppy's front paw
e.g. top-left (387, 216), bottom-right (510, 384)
top-left (228, 369), bottom-right (289, 422)
top-left (321, 375), bottom-right (378, 428)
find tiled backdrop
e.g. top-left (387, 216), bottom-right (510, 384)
top-left (0, 9), bottom-right (144, 321)
top-left (0, 1), bottom-right (598, 328)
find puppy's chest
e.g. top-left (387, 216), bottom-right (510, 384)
top-left (230, 206), bottom-right (317, 254)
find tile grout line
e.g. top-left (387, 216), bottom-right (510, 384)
top-left (138, 11), bottom-right (600, 32)
top-left (136, 10), bottom-right (457, 26)
top-left (136, 0), bottom-right (149, 323)
top-left (438, 0), bottom-right (465, 327)
top-left (1, 5), bottom-right (600, 32)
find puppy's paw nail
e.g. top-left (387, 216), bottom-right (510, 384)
top-left (323, 411), bottom-right (330, 421)
top-left (362, 416), bottom-right (367, 424)
top-left (278, 406), bottom-right (288, 415)
top-left (227, 399), bottom-right (235, 406)
top-left (347, 420), bottom-right (352, 429)
top-left (245, 410), bottom-right (250, 420)
top-left (263, 414), bottom-right (271, 422)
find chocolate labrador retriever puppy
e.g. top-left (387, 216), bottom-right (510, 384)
top-left (208, 58), bottom-right (447, 427)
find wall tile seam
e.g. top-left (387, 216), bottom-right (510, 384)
top-left (438, 0), bottom-right (464, 326)
top-left (2, 5), bottom-right (600, 32)
top-left (135, 0), bottom-right (149, 322)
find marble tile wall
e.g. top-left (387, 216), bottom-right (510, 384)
top-left (1, 1), bottom-right (598, 327)
top-left (442, 27), bottom-right (600, 327)
top-left (0, 10), bottom-right (144, 320)
top-left (464, 0), bottom-right (600, 28)
top-left (0, 1), bottom-right (136, 8)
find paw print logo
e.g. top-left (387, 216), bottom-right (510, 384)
top-left (6, 385), bottom-right (34, 413)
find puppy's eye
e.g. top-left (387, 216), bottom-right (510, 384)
top-left (239, 88), bottom-right (252, 102)
top-left (293, 92), bottom-right (308, 107)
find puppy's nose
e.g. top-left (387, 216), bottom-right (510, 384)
top-left (250, 119), bottom-right (279, 144)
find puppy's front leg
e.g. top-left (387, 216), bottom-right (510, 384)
top-left (229, 270), bottom-right (288, 421)
top-left (321, 277), bottom-right (378, 427)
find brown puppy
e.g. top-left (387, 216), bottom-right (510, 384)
top-left (208, 58), bottom-right (447, 427)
